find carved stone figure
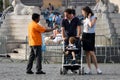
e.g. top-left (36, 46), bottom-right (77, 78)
top-left (93, 0), bottom-right (119, 13)
top-left (93, 0), bottom-right (107, 13)
top-left (108, 3), bottom-right (119, 13)
top-left (12, 0), bottom-right (41, 15)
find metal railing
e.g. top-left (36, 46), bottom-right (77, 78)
top-left (43, 35), bottom-right (120, 63)
top-left (0, 35), bottom-right (119, 63)
top-left (0, 36), bottom-right (28, 62)
top-left (0, 36), bottom-right (13, 62)
top-left (106, 35), bottom-right (120, 63)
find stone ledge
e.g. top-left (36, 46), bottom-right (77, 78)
top-left (109, 13), bottom-right (120, 18)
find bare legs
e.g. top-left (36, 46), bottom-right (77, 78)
top-left (85, 51), bottom-right (102, 74)
top-left (86, 51), bottom-right (98, 69)
top-left (71, 52), bottom-right (75, 60)
top-left (65, 51), bottom-right (75, 60)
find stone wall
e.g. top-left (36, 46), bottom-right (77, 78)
top-left (109, 0), bottom-right (120, 13)
top-left (43, 0), bottom-right (62, 8)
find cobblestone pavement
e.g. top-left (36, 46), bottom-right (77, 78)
top-left (0, 61), bottom-right (120, 80)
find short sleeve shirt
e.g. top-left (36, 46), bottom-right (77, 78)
top-left (62, 17), bottom-right (81, 37)
top-left (83, 16), bottom-right (96, 33)
top-left (28, 21), bottom-right (46, 46)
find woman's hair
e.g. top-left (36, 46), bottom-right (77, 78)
top-left (69, 37), bottom-right (76, 44)
top-left (82, 6), bottom-right (94, 18)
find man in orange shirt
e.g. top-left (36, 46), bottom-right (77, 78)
top-left (26, 13), bottom-right (58, 74)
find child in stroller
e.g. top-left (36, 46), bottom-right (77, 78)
top-left (60, 37), bottom-right (84, 75)
top-left (64, 37), bottom-right (77, 64)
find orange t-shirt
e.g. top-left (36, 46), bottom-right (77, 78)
top-left (28, 21), bottom-right (46, 46)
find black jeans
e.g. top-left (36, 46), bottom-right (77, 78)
top-left (26, 46), bottom-right (42, 72)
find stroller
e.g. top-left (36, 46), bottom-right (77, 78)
top-left (60, 37), bottom-right (84, 75)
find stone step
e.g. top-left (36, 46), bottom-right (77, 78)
top-left (95, 28), bottom-right (110, 32)
top-left (13, 48), bottom-right (26, 53)
top-left (8, 52), bottom-right (29, 60)
top-left (3, 20), bottom-right (30, 24)
top-left (1, 24), bottom-right (29, 29)
top-left (0, 30), bottom-right (28, 36)
top-left (6, 14), bottom-right (44, 19)
top-left (111, 19), bottom-right (120, 24)
top-left (95, 30), bottom-right (109, 34)
top-left (114, 24), bottom-right (120, 28)
top-left (0, 34), bottom-right (14, 40)
top-left (0, 35), bottom-right (26, 41)
top-left (11, 29), bottom-right (28, 33)
top-left (0, 33), bottom-right (27, 40)
top-left (96, 34), bottom-right (112, 39)
top-left (5, 15), bottom-right (31, 19)
top-left (11, 31), bottom-right (28, 36)
top-left (116, 28), bottom-right (120, 34)
top-left (2, 22), bottom-right (46, 28)
top-left (96, 21), bottom-right (108, 25)
top-left (19, 44), bottom-right (28, 49)
top-left (8, 47), bottom-right (29, 60)
top-left (13, 36), bottom-right (27, 40)
top-left (1, 23), bottom-right (47, 29)
top-left (0, 29), bottom-right (9, 32)
top-left (95, 25), bottom-right (109, 30)
top-left (97, 18), bottom-right (107, 21)
top-left (96, 21), bottom-right (108, 24)
top-left (95, 30), bottom-right (111, 35)
top-left (95, 39), bottom-right (108, 46)
top-left (0, 27), bottom-right (28, 32)
top-left (109, 13), bottom-right (120, 18)
top-left (0, 29), bottom-right (28, 35)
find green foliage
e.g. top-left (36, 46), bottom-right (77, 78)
top-left (0, 0), bottom-right (3, 12)
top-left (0, 0), bottom-right (11, 12)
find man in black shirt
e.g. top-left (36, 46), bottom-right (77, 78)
top-left (61, 9), bottom-right (81, 45)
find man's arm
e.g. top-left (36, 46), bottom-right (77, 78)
top-left (36, 24), bottom-right (58, 33)
top-left (61, 27), bottom-right (66, 40)
top-left (76, 18), bottom-right (82, 38)
top-left (45, 28), bottom-right (56, 32)
top-left (45, 23), bottom-right (58, 32)
top-left (77, 26), bottom-right (81, 37)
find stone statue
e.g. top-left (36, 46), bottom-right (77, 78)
top-left (11, 0), bottom-right (41, 15)
top-left (107, 2), bottom-right (119, 13)
top-left (93, 0), bottom-right (119, 13)
top-left (93, 0), bottom-right (107, 13)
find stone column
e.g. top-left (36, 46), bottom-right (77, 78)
top-left (2, 0), bottom-right (6, 10)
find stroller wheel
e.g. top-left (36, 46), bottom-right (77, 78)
top-left (79, 67), bottom-right (84, 75)
top-left (60, 68), bottom-right (63, 75)
top-left (63, 67), bottom-right (67, 75)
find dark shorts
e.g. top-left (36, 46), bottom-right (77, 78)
top-left (82, 33), bottom-right (95, 51)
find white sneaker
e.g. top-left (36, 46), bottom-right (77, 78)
top-left (97, 68), bottom-right (102, 74)
top-left (85, 68), bottom-right (92, 75)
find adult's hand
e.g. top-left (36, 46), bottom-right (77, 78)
top-left (62, 37), bottom-right (67, 41)
top-left (75, 36), bottom-right (80, 39)
top-left (53, 23), bottom-right (59, 29)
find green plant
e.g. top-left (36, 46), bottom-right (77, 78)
top-left (0, 0), bottom-right (3, 12)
